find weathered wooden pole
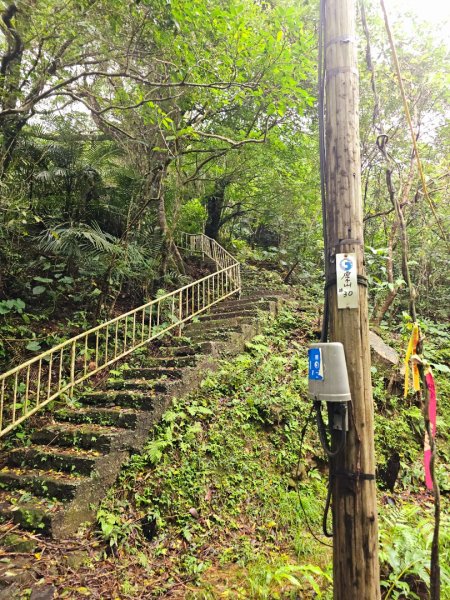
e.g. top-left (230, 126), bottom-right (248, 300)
top-left (323, 0), bottom-right (381, 598)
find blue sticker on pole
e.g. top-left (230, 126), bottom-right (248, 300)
top-left (308, 348), bottom-right (324, 381)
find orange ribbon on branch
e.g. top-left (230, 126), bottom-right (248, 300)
top-left (404, 323), bottom-right (420, 397)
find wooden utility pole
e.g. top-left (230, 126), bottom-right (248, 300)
top-left (322, 0), bottom-right (381, 598)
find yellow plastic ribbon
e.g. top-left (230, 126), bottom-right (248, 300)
top-left (404, 323), bottom-right (420, 397)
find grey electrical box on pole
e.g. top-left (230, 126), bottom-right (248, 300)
top-left (308, 343), bottom-right (351, 403)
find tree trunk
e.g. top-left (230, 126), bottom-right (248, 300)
top-left (0, 117), bottom-right (26, 179)
top-left (0, 4), bottom-right (26, 179)
top-left (204, 177), bottom-right (230, 240)
top-left (372, 225), bottom-right (397, 325)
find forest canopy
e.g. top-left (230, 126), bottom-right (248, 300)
top-left (0, 0), bottom-right (448, 362)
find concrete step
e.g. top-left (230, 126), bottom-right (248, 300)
top-left (105, 378), bottom-right (173, 393)
top-left (158, 341), bottom-right (217, 356)
top-left (199, 309), bottom-right (259, 321)
top-left (0, 467), bottom-right (89, 502)
top-left (212, 298), bottom-right (277, 312)
top-left (241, 292), bottom-right (280, 302)
top-left (55, 406), bottom-right (140, 429)
top-left (240, 291), bottom-right (288, 302)
top-left (0, 447), bottom-right (129, 538)
top-left (143, 355), bottom-right (198, 368)
top-left (0, 489), bottom-right (59, 533)
top-left (123, 367), bottom-right (183, 380)
top-left (79, 390), bottom-right (159, 410)
top-left (31, 422), bottom-right (127, 452)
top-left (188, 324), bottom-right (256, 343)
top-left (7, 445), bottom-right (102, 476)
top-left (187, 328), bottom-right (244, 343)
top-left (184, 317), bottom-right (255, 333)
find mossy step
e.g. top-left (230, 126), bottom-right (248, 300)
top-left (159, 342), bottom-right (214, 356)
top-left (210, 300), bottom-right (275, 314)
top-left (55, 406), bottom-right (140, 429)
top-left (214, 298), bottom-right (278, 311)
top-left (7, 445), bottom-right (101, 476)
top-left (188, 332), bottom-right (244, 343)
top-left (200, 309), bottom-right (259, 321)
top-left (31, 422), bottom-right (125, 451)
top-left (80, 390), bottom-right (158, 410)
top-left (186, 324), bottom-right (246, 338)
top-left (105, 378), bottom-right (172, 392)
top-left (122, 367), bottom-right (183, 380)
top-left (0, 467), bottom-right (88, 501)
top-left (142, 355), bottom-right (198, 368)
top-left (240, 292), bottom-right (287, 302)
top-left (184, 317), bottom-right (254, 332)
top-left (0, 489), bottom-right (58, 533)
top-left (158, 335), bottom-right (195, 348)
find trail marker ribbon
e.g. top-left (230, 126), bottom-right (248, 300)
top-left (404, 323), bottom-right (420, 397)
top-left (404, 324), bottom-right (438, 489)
top-left (424, 368), bottom-right (437, 490)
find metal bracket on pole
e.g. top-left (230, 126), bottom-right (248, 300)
top-left (326, 66), bottom-right (359, 78)
top-left (325, 35), bottom-right (356, 47)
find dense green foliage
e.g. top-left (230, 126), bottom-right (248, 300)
top-left (1, 0), bottom-right (448, 363)
top-left (0, 299), bottom-right (446, 596)
top-left (0, 0), bottom-right (449, 597)
top-left (54, 303), bottom-right (447, 598)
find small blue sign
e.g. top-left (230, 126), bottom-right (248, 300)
top-left (308, 348), bottom-right (323, 381)
top-left (340, 257), bottom-right (353, 272)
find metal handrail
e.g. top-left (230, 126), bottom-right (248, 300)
top-left (179, 233), bottom-right (238, 270)
top-left (0, 234), bottom-right (240, 437)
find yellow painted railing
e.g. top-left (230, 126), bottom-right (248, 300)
top-left (0, 234), bottom-right (240, 437)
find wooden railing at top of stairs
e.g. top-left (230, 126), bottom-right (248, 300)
top-left (0, 233), bottom-right (241, 438)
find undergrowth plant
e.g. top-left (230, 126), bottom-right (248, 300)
top-left (93, 297), bottom-right (449, 598)
top-left (379, 503), bottom-right (450, 599)
top-left (97, 304), bottom-right (334, 597)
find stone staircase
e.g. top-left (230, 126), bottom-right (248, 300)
top-left (0, 291), bottom-right (287, 539)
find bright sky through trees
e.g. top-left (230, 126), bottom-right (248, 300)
top-left (391, 0), bottom-right (450, 41)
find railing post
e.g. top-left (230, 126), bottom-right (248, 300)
top-left (69, 340), bottom-right (76, 399)
top-left (177, 290), bottom-right (183, 337)
top-left (0, 379), bottom-right (4, 432)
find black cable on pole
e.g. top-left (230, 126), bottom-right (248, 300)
top-left (296, 405), bottom-right (333, 548)
top-left (314, 401), bottom-right (347, 458)
top-left (317, 0), bottom-right (336, 541)
top-left (314, 400), bottom-right (347, 538)
top-left (318, 0), bottom-right (329, 344)
top-left (322, 483), bottom-right (333, 538)
top-left (296, 399), bottom-right (348, 542)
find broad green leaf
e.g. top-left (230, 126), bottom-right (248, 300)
top-left (32, 286), bottom-right (46, 295)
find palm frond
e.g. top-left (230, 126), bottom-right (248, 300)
top-left (38, 222), bottom-right (122, 258)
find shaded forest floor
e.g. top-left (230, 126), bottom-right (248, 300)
top-left (1, 291), bottom-right (449, 599)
